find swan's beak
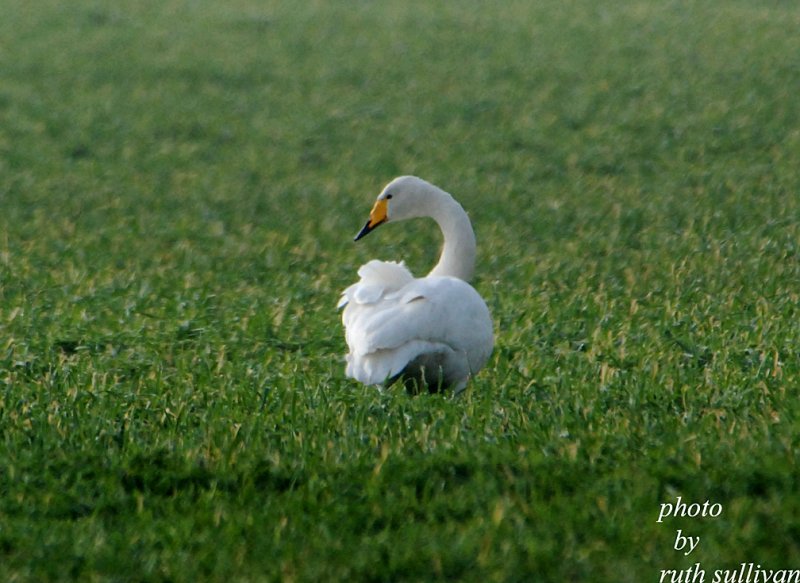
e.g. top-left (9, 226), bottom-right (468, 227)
top-left (354, 198), bottom-right (388, 241)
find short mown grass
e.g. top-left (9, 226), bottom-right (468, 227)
top-left (1, 0), bottom-right (799, 581)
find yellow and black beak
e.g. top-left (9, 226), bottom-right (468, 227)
top-left (354, 198), bottom-right (389, 241)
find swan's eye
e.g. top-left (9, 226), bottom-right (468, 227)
top-left (386, 194), bottom-right (393, 200)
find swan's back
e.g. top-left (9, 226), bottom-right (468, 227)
top-left (340, 259), bottom-right (493, 392)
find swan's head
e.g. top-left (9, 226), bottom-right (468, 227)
top-left (354, 176), bottom-right (437, 241)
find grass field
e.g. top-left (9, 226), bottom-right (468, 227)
top-left (2, 0), bottom-right (799, 580)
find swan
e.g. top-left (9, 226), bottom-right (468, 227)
top-left (338, 176), bottom-right (494, 394)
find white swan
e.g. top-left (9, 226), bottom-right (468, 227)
top-left (338, 176), bottom-right (494, 394)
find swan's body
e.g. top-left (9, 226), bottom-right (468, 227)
top-left (338, 176), bottom-right (493, 393)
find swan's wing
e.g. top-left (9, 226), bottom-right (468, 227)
top-left (354, 277), bottom-right (492, 357)
top-left (337, 260), bottom-right (414, 308)
top-left (341, 274), bottom-right (493, 385)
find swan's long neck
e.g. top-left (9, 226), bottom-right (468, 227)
top-left (427, 192), bottom-right (476, 282)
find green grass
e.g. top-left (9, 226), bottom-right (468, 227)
top-left (1, 0), bottom-right (799, 580)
